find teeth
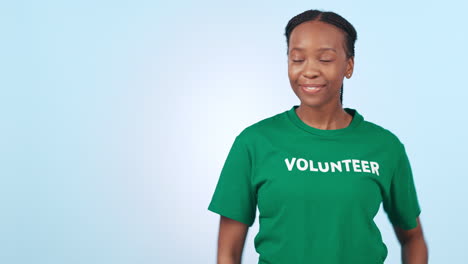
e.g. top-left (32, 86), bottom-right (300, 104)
top-left (305, 86), bottom-right (320, 90)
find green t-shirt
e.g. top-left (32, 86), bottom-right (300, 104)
top-left (208, 105), bottom-right (421, 264)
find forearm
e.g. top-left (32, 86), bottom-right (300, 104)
top-left (218, 255), bottom-right (241, 264)
top-left (401, 236), bottom-right (428, 264)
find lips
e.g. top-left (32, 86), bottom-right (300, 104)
top-left (300, 84), bottom-right (326, 88)
top-left (300, 84), bottom-right (325, 94)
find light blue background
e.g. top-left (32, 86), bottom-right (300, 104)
top-left (1, 0), bottom-right (466, 263)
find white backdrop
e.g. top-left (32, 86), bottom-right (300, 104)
top-left (1, 0), bottom-right (466, 263)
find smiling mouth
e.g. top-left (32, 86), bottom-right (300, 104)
top-left (300, 84), bottom-right (325, 93)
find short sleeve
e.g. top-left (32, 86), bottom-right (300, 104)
top-left (382, 143), bottom-right (422, 230)
top-left (207, 134), bottom-right (257, 227)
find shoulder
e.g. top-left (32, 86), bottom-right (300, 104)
top-left (359, 117), bottom-right (405, 150)
top-left (236, 109), bottom-right (288, 142)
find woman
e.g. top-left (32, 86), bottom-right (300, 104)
top-left (208, 9), bottom-right (428, 264)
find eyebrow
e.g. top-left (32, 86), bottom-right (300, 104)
top-left (290, 47), bottom-right (337, 52)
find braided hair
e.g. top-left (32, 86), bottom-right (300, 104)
top-left (284, 9), bottom-right (358, 104)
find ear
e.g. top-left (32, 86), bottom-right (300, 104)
top-left (346, 56), bottom-right (354, 78)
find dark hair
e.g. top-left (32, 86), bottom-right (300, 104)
top-left (284, 9), bottom-right (357, 104)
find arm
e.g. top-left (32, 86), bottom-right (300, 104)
top-left (393, 216), bottom-right (428, 264)
top-left (216, 215), bottom-right (249, 264)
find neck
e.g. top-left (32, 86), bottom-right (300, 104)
top-left (295, 103), bottom-right (352, 130)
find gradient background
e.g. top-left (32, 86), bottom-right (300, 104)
top-left (2, 0), bottom-right (467, 263)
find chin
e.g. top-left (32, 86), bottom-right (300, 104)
top-left (299, 98), bottom-right (326, 108)
top-left (293, 87), bottom-right (337, 108)
top-left (295, 92), bottom-right (325, 107)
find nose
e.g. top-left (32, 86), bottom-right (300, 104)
top-left (302, 60), bottom-right (320, 78)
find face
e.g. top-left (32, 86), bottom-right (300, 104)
top-left (287, 20), bottom-right (354, 108)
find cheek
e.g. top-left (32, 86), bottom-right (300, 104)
top-left (288, 65), bottom-right (301, 80)
top-left (287, 63), bottom-right (345, 84)
top-left (322, 66), bottom-right (343, 80)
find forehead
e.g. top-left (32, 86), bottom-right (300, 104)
top-left (289, 20), bottom-right (345, 53)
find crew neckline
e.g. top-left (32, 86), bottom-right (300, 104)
top-left (286, 105), bottom-right (364, 136)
